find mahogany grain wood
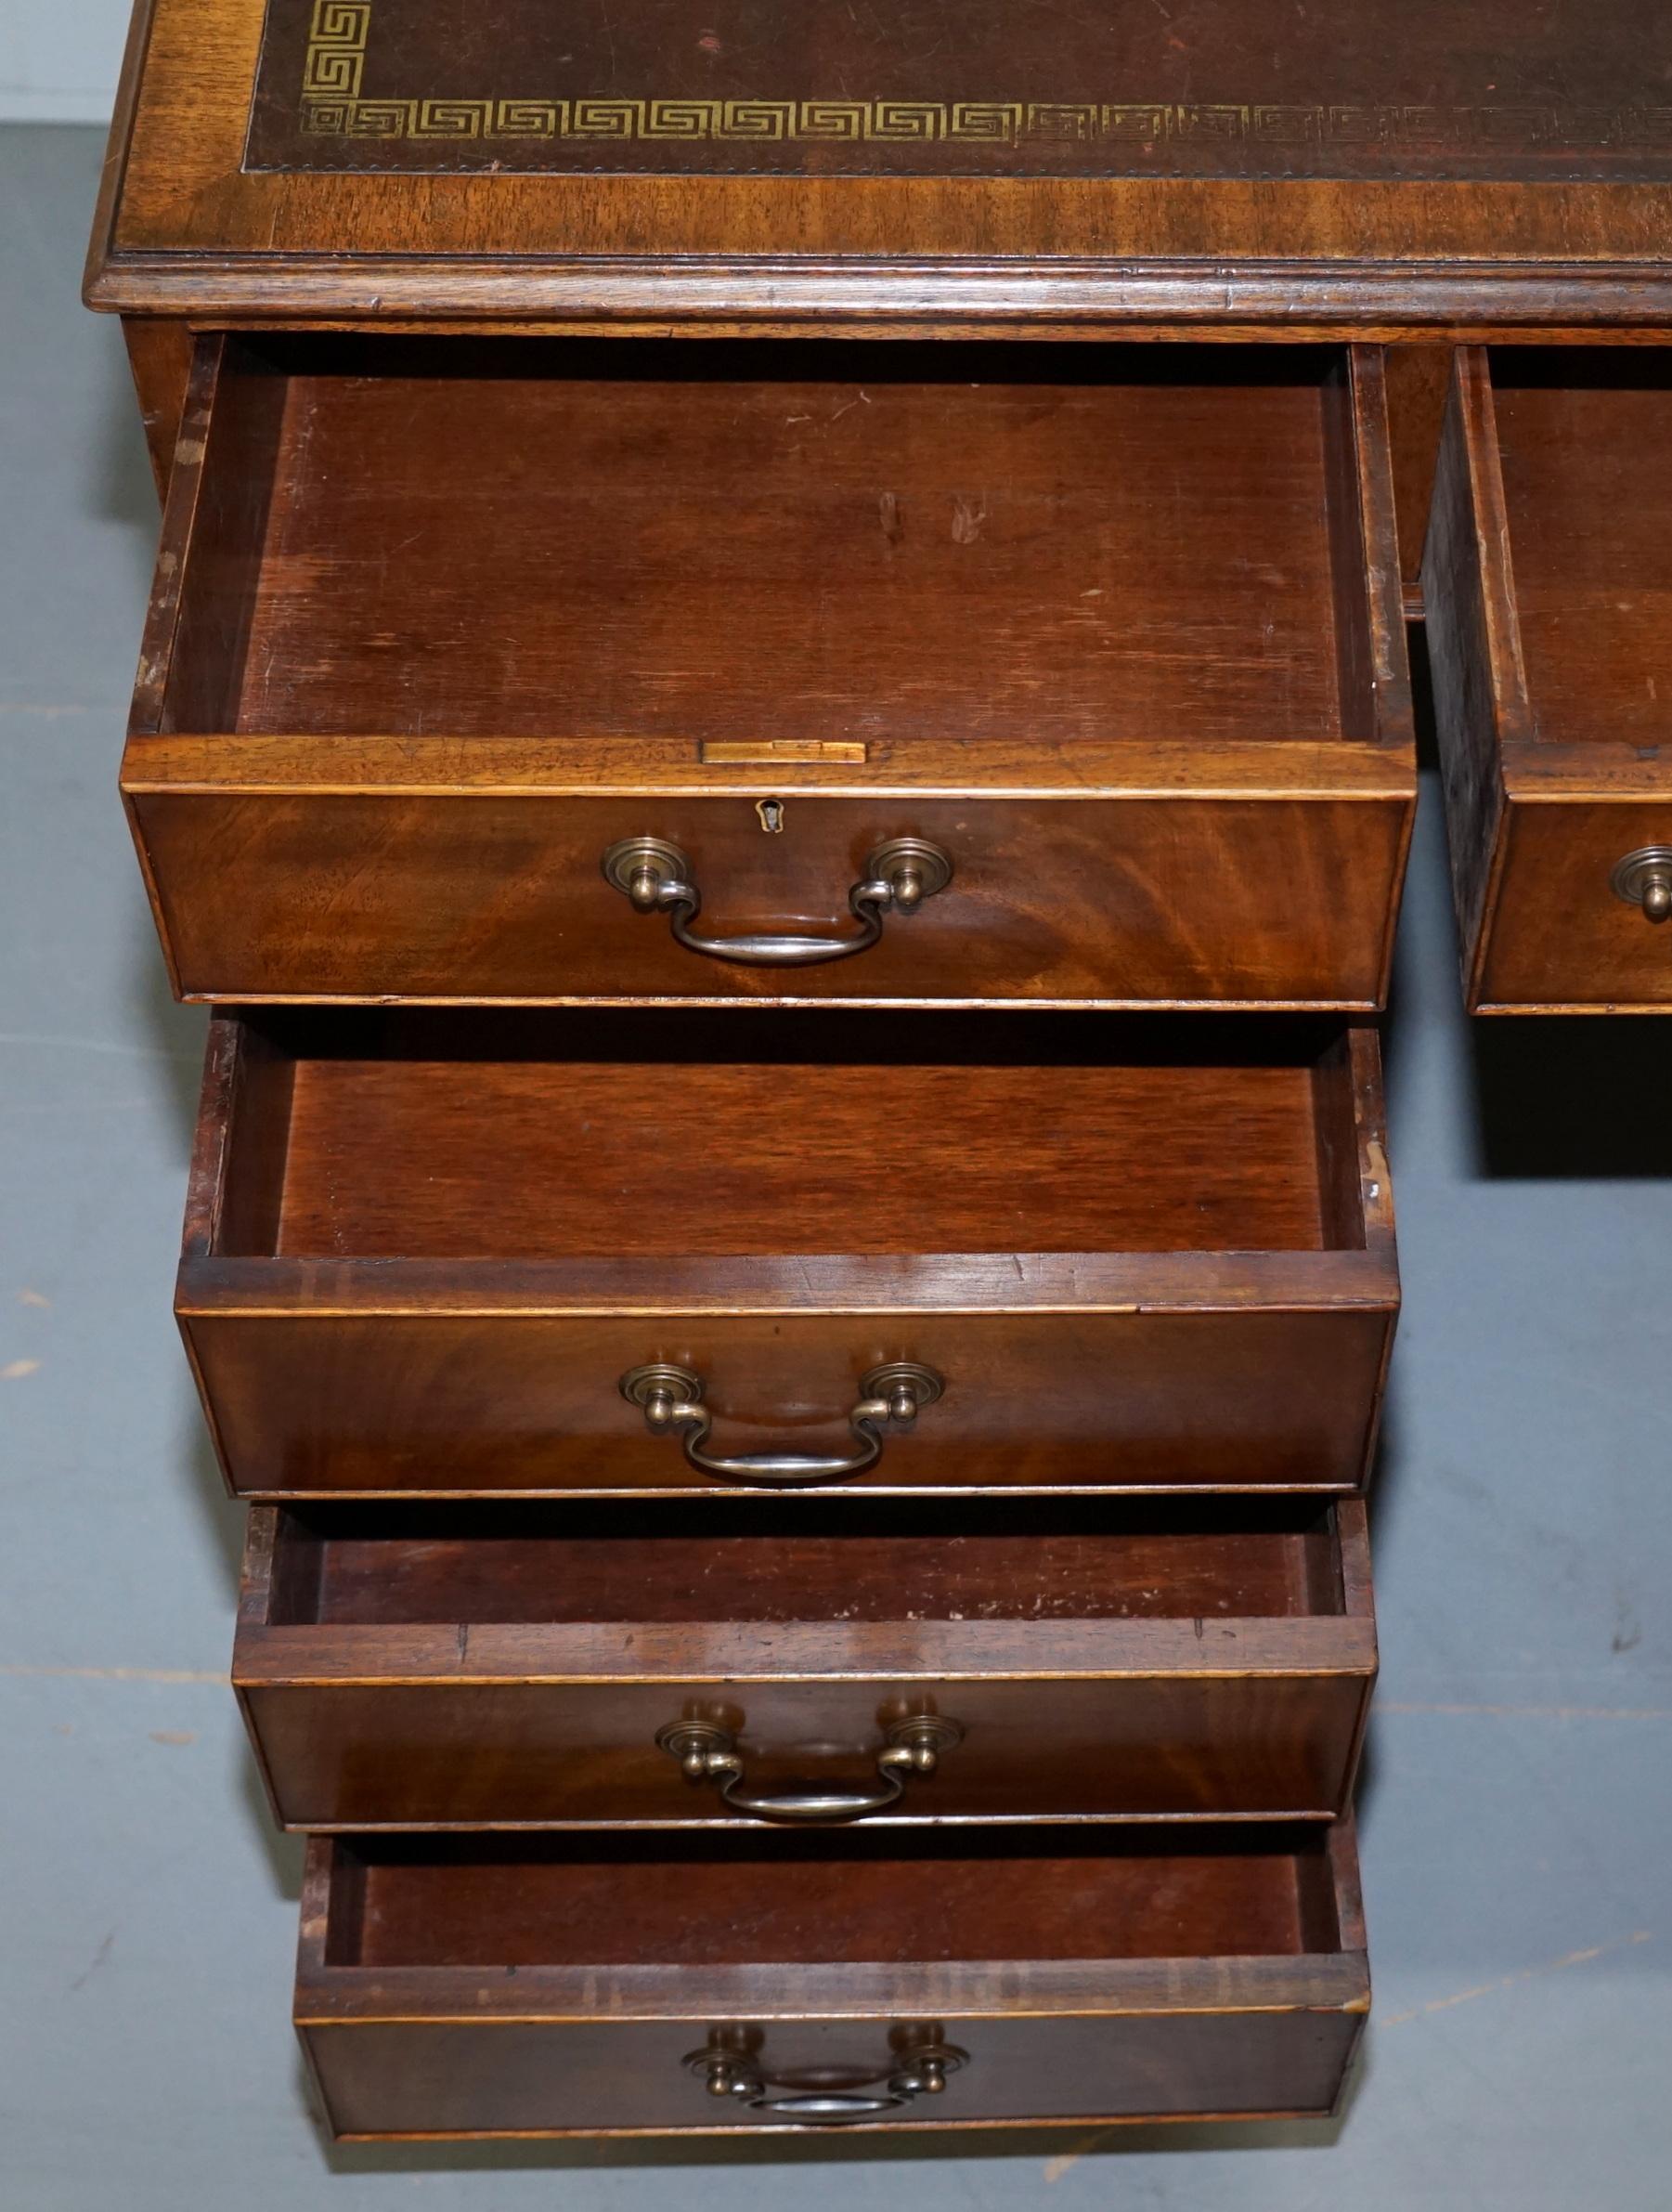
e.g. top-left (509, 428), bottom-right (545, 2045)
top-left (295, 1821), bottom-right (1368, 2135)
top-left (124, 333), bottom-right (1413, 1010)
top-left (180, 1009), bottom-right (1397, 1498)
top-left (84, 0), bottom-right (1672, 334)
top-left (1385, 345), bottom-right (1452, 613)
top-left (235, 1495), bottom-right (1374, 1829)
top-left (1423, 348), bottom-right (1672, 1010)
top-left (77, 0), bottom-right (1557, 2146)
top-left (121, 318), bottom-right (195, 499)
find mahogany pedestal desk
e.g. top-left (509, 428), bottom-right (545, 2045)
top-left (86, 0), bottom-right (1672, 2140)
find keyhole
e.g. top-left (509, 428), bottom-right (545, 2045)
top-left (757, 799), bottom-right (785, 834)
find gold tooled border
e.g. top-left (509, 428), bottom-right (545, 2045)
top-left (297, 0), bottom-right (1672, 151)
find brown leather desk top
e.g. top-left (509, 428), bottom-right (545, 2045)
top-left (88, 0), bottom-right (1672, 332)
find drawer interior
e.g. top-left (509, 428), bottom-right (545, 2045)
top-left (155, 337), bottom-right (1381, 752)
top-left (259, 1497), bottom-right (1346, 1627)
top-left (211, 1010), bottom-right (1371, 1259)
top-left (1488, 350), bottom-right (1672, 750)
top-left (322, 1827), bottom-right (1346, 1971)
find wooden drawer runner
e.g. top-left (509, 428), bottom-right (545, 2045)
top-left (126, 335), bottom-right (1412, 1010)
top-left (1424, 348), bottom-right (1672, 1011)
top-left (297, 1823), bottom-right (1367, 2137)
top-left (180, 1009), bottom-right (1398, 1498)
top-left (237, 1495), bottom-right (1374, 1829)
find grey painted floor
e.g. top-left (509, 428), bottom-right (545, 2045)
top-left (4, 123), bottom-right (1670, 2211)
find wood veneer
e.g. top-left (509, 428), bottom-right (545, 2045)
top-left (261, 1497), bottom-right (1347, 1627)
top-left (332, 1827), bottom-right (1340, 1969)
top-left (271, 1024), bottom-right (1329, 1262)
top-left (296, 1822), bottom-right (1368, 2135)
top-left (85, 0), bottom-right (1672, 332)
top-left (235, 1496), bottom-right (1374, 1828)
top-left (124, 334), bottom-right (1412, 1009)
top-left (1425, 348), bottom-right (1672, 1010)
top-left (162, 342), bottom-right (1354, 748)
top-left (180, 1009), bottom-right (1398, 1497)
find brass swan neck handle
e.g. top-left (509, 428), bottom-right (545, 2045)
top-left (602, 835), bottom-right (952, 966)
top-left (686, 2028), bottom-right (969, 2124)
top-left (620, 1361), bottom-right (943, 1489)
top-left (656, 1714), bottom-right (964, 1825)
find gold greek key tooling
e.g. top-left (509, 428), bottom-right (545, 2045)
top-left (297, 4), bottom-right (1672, 152)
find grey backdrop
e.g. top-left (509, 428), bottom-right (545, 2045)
top-left (3, 124), bottom-right (1669, 2212)
top-left (0, 3), bottom-right (128, 123)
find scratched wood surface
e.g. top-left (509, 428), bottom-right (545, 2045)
top-left (123, 334), bottom-right (1414, 1008)
top-left (234, 1495), bottom-right (1374, 1828)
top-left (177, 1010), bottom-right (1397, 1497)
top-left (295, 1824), bottom-right (1367, 2134)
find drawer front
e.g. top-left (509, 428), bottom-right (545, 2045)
top-left (1475, 802), bottom-right (1672, 1012)
top-left (188, 1307), bottom-right (1393, 1496)
top-left (243, 1672), bottom-right (1370, 1830)
top-left (130, 789), bottom-right (1408, 1009)
top-left (1424, 346), bottom-right (1672, 1011)
top-left (294, 1826), bottom-right (1367, 2138)
top-left (126, 333), bottom-right (1412, 1013)
top-left (303, 2009), bottom-right (1363, 2138)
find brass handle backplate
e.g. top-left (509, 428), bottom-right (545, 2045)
top-left (1613, 846), bottom-right (1672, 924)
top-left (686, 2027), bottom-right (969, 2125)
top-left (656, 1714), bottom-right (964, 1824)
top-left (620, 1360), bottom-right (943, 1489)
top-left (602, 835), bottom-right (953, 966)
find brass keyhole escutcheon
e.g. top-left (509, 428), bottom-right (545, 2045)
top-left (756, 799), bottom-right (785, 833)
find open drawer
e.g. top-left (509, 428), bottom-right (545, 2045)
top-left (126, 335), bottom-right (1412, 1010)
top-left (297, 1823), bottom-right (1367, 2137)
top-left (1424, 349), bottom-right (1672, 1010)
top-left (180, 1009), bottom-right (1398, 1497)
top-left (237, 1495), bottom-right (1374, 1829)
